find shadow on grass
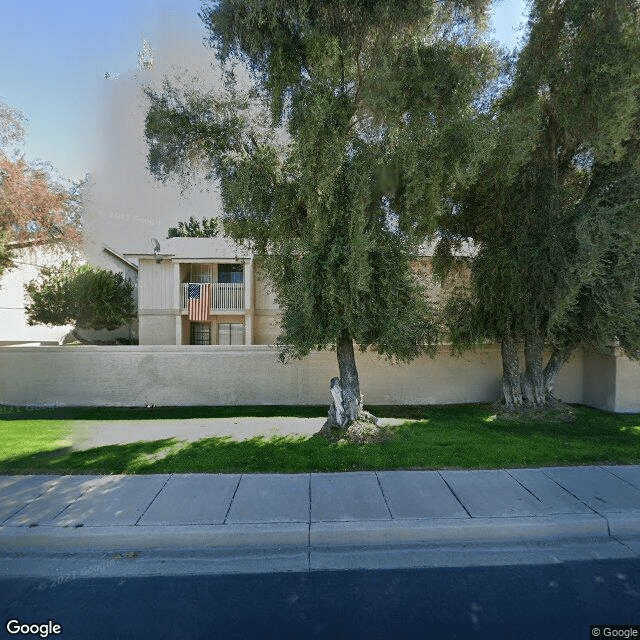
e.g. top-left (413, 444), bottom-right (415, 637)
top-left (0, 434), bottom-right (353, 475)
top-left (1, 404), bottom-right (638, 474)
top-left (0, 439), bottom-right (182, 475)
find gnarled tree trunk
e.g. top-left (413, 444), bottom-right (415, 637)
top-left (501, 338), bottom-right (523, 410)
top-left (522, 333), bottom-right (545, 406)
top-left (500, 336), bottom-right (573, 411)
top-left (543, 347), bottom-right (571, 400)
top-left (69, 328), bottom-right (92, 344)
top-left (324, 331), bottom-right (363, 430)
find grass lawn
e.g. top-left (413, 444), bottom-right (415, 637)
top-left (0, 403), bottom-right (638, 475)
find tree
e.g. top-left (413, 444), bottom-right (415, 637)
top-left (436, 0), bottom-right (640, 411)
top-left (0, 101), bottom-right (82, 281)
top-left (167, 215), bottom-right (219, 238)
top-left (550, 116), bottom-right (640, 364)
top-left (144, 0), bottom-right (496, 428)
top-left (0, 101), bottom-right (27, 149)
top-left (25, 263), bottom-right (136, 338)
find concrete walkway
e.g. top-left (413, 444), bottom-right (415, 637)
top-left (68, 416), bottom-right (411, 448)
top-left (1, 466), bottom-right (640, 575)
top-left (69, 417), bottom-right (328, 448)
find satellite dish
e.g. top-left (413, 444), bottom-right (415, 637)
top-left (151, 238), bottom-right (161, 263)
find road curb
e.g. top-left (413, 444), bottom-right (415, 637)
top-left (0, 523), bottom-right (309, 553)
top-left (310, 514), bottom-right (610, 546)
top-left (604, 512), bottom-right (640, 537)
top-left (0, 513), bottom-right (611, 554)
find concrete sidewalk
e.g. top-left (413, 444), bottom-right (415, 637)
top-left (1, 466), bottom-right (640, 575)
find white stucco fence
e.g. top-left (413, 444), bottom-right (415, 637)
top-left (2, 343), bottom-right (636, 412)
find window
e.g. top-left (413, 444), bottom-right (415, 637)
top-left (189, 264), bottom-right (213, 283)
top-left (217, 264), bottom-right (244, 284)
top-left (190, 322), bottom-right (211, 345)
top-left (218, 323), bottom-right (244, 345)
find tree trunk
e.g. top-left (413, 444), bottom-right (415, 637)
top-left (70, 328), bottom-right (92, 344)
top-left (325, 331), bottom-right (362, 429)
top-left (543, 347), bottom-right (571, 400)
top-left (501, 338), bottom-right (522, 410)
top-left (500, 337), bottom-right (572, 412)
top-left (522, 333), bottom-right (545, 406)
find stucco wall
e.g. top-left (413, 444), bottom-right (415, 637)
top-left (253, 268), bottom-right (278, 311)
top-left (581, 351), bottom-right (640, 414)
top-left (0, 343), bottom-right (589, 409)
top-left (614, 353), bottom-right (640, 413)
top-left (138, 259), bottom-right (176, 311)
top-left (138, 259), bottom-right (275, 345)
top-left (138, 315), bottom-right (176, 345)
top-left (253, 313), bottom-right (280, 346)
top-left (582, 351), bottom-right (617, 412)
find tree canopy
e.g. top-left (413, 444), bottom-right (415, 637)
top-left (437, 0), bottom-right (640, 410)
top-left (167, 215), bottom-right (219, 238)
top-left (0, 101), bottom-right (83, 279)
top-left (25, 262), bottom-right (136, 333)
top-left (145, 0), bottom-right (497, 427)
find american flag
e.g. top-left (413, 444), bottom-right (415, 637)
top-left (188, 283), bottom-right (210, 321)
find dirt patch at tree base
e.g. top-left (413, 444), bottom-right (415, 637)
top-left (319, 415), bottom-right (397, 444)
top-left (489, 399), bottom-right (576, 423)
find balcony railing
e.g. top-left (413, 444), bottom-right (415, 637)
top-left (181, 282), bottom-right (245, 313)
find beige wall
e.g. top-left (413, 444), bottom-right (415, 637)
top-left (253, 313), bottom-right (280, 346)
top-left (127, 260), bottom-right (637, 412)
top-left (615, 355), bottom-right (640, 412)
top-left (0, 343), bottom-right (593, 409)
top-left (582, 349), bottom-right (640, 413)
top-left (138, 315), bottom-right (176, 345)
top-left (139, 259), bottom-right (273, 345)
top-left (138, 258), bottom-right (177, 345)
top-left (582, 351), bottom-right (617, 412)
top-left (252, 266), bottom-right (280, 345)
top-left (138, 259), bottom-right (176, 311)
top-left (253, 268), bottom-right (279, 311)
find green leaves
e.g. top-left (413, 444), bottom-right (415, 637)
top-left (25, 263), bottom-right (136, 331)
top-left (144, 80), bottom-right (253, 188)
top-left (167, 216), bottom-right (219, 238)
top-left (442, 0), bottom-right (640, 367)
top-left (146, 0), bottom-right (496, 368)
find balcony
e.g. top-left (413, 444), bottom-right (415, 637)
top-left (181, 282), bottom-right (245, 313)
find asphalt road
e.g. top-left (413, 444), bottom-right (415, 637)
top-left (2, 559), bottom-right (640, 639)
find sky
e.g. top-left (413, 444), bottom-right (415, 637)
top-left (1, 0), bottom-right (528, 181)
top-left (0, 0), bottom-right (528, 257)
top-left (0, 0), bottom-right (203, 180)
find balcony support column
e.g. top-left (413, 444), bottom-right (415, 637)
top-left (173, 263), bottom-right (181, 310)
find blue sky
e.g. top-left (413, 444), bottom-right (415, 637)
top-left (0, 0), bottom-right (528, 182)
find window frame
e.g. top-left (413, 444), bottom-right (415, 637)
top-left (189, 264), bottom-right (213, 283)
top-left (190, 322), bottom-right (212, 345)
top-left (217, 263), bottom-right (244, 284)
top-left (217, 322), bottom-right (245, 345)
